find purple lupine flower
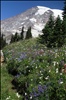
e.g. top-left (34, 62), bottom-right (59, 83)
top-left (33, 91), bottom-right (39, 97)
top-left (32, 88), bottom-right (39, 97)
top-left (38, 85), bottom-right (44, 93)
top-left (18, 53), bottom-right (27, 61)
top-left (17, 58), bottom-right (21, 61)
top-left (43, 85), bottom-right (47, 91)
top-left (20, 53), bottom-right (27, 60)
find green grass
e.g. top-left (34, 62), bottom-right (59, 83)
top-left (1, 63), bottom-right (23, 100)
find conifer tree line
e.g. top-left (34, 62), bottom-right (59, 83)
top-left (39, 1), bottom-right (66, 48)
top-left (0, 33), bottom-right (6, 50)
top-left (10, 26), bottom-right (32, 43)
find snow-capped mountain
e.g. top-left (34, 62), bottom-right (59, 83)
top-left (1, 6), bottom-right (63, 43)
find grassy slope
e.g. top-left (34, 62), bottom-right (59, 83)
top-left (1, 38), bottom-right (66, 100)
top-left (1, 63), bottom-right (23, 100)
top-left (1, 38), bottom-right (37, 100)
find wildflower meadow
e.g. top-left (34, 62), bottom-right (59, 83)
top-left (1, 39), bottom-right (66, 100)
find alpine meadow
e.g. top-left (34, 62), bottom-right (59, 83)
top-left (1, 1), bottom-right (66, 100)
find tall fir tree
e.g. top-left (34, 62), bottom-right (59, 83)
top-left (20, 26), bottom-right (24, 40)
top-left (0, 33), bottom-right (6, 49)
top-left (62, 0), bottom-right (66, 43)
top-left (25, 27), bottom-right (32, 39)
top-left (39, 14), bottom-right (65, 47)
top-left (39, 15), bottom-right (54, 47)
top-left (10, 34), bottom-right (15, 43)
top-left (14, 32), bottom-right (19, 42)
top-left (63, 1), bottom-right (66, 19)
top-left (54, 15), bottom-right (63, 47)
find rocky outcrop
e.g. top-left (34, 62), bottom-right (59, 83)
top-left (0, 50), bottom-right (4, 64)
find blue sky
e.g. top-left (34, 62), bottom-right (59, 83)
top-left (1, 1), bottom-right (64, 20)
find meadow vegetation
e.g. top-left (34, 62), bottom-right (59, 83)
top-left (1, 38), bottom-right (66, 100)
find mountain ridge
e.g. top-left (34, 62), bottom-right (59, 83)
top-left (1, 6), bottom-right (63, 43)
top-left (1, 6), bottom-right (63, 21)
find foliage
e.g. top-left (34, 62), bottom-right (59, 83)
top-left (10, 26), bottom-right (32, 43)
top-left (14, 32), bottom-right (20, 42)
top-left (10, 34), bottom-right (15, 43)
top-left (39, 14), bottom-right (66, 48)
top-left (25, 27), bottom-right (32, 39)
top-left (0, 33), bottom-right (6, 50)
top-left (10, 32), bottom-right (20, 43)
top-left (3, 38), bottom-right (66, 100)
top-left (20, 26), bottom-right (24, 40)
top-left (1, 64), bottom-right (23, 100)
top-left (62, 0), bottom-right (66, 44)
top-left (63, 0), bottom-right (66, 19)
top-left (53, 15), bottom-right (64, 47)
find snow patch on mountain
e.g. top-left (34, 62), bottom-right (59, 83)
top-left (21, 22), bottom-right (25, 25)
top-left (52, 9), bottom-right (63, 19)
top-left (31, 29), bottom-right (43, 37)
top-left (23, 17), bottom-right (28, 20)
top-left (35, 6), bottom-right (50, 15)
top-left (31, 23), bottom-right (45, 37)
top-left (30, 18), bottom-right (36, 22)
top-left (33, 23), bottom-right (44, 31)
top-left (36, 6), bottom-right (63, 19)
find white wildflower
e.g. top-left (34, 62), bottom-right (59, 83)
top-left (49, 70), bottom-right (51, 72)
top-left (57, 62), bottom-right (59, 65)
top-left (35, 66), bottom-right (37, 69)
top-left (60, 73), bottom-right (62, 75)
top-left (39, 81), bottom-right (42, 84)
top-left (41, 73), bottom-right (43, 76)
top-left (30, 96), bottom-right (32, 99)
top-left (45, 76), bottom-right (49, 80)
top-left (26, 66), bottom-right (29, 68)
top-left (31, 79), bottom-right (33, 81)
top-left (59, 81), bottom-right (63, 84)
top-left (29, 70), bottom-right (30, 72)
top-left (39, 77), bottom-right (42, 79)
top-left (55, 53), bottom-right (57, 58)
top-left (53, 61), bottom-right (56, 66)
top-left (16, 93), bottom-right (20, 98)
top-left (6, 96), bottom-right (10, 100)
top-left (56, 68), bottom-right (58, 73)
top-left (40, 71), bottom-right (42, 73)
top-left (25, 92), bottom-right (27, 96)
top-left (47, 65), bottom-right (48, 67)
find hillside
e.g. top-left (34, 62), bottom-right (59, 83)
top-left (1, 39), bottom-right (66, 100)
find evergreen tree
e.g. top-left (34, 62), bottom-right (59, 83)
top-left (39, 15), bottom-right (54, 47)
top-left (14, 32), bottom-right (19, 42)
top-left (62, 0), bottom-right (66, 43)
top-left (20, 26), bottom-right (24, 40)
top-left (53, 15), bottom-right (63, 47)
top-left (0, 33), bottom-right (6, 49)
top-left (25, 27), bottom-right (32, 39)
top-left (10, 34), bottom-right (15, 43)
top-left (39, 14), bottom-right (65, 48)
top-left (63, 1), bottom-right (66, 19)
